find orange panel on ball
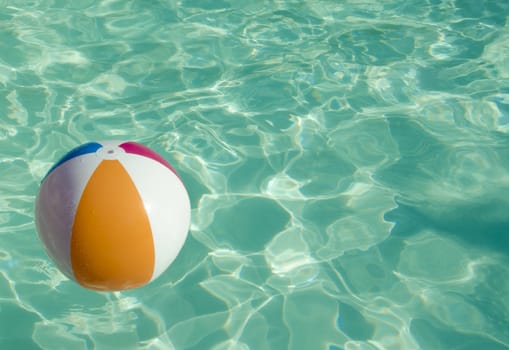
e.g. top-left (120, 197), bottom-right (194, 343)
top-left (71, 160), bottom-right (155, 290)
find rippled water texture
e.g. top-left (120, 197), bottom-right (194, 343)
top-left (1, 0), bottom-right (509, 349)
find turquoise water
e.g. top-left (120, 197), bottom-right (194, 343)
top-left (1, 0), bottom-right (509, 349)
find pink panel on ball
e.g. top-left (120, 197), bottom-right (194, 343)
top-left (119, 141), bottom-right (180, 178)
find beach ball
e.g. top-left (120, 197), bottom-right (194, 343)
top-left (35, 141), bottom-right (191, 291)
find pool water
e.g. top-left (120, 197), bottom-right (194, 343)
top-left (1, 0), bottom-right (509, 349)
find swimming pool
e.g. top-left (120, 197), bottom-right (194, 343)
top-left (1, 0), bottom-right (509, 349)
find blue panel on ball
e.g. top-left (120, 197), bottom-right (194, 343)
top-left (42, 142), bottom-right (103, 181)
